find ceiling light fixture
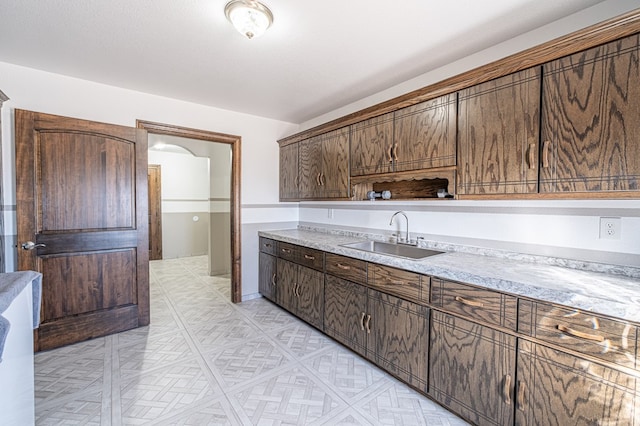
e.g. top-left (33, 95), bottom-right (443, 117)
top-left (224, 0), bottom-right (273, 40)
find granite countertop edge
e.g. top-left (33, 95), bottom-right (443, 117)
top-left (258, 228), bottom-right (640, 323)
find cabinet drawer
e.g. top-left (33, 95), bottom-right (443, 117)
top-left (325, 253), bottom-right (367, 284)
top-left (431, 279), bottom-right (517, 331)
top-left (367, 264), bottom-right (429, 304)
top-left (277, 242), bottom-right (324, 271)
top-left (259, 237), bottom-right (277, 255)
top-left (519, 300), bottom-right (639, 369)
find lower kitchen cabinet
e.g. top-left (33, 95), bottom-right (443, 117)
top-left (276, 258), bottom-right (324, 329)
top-left (258, 252), bottom-right (277, 303)
top-left (516, 339), bottom-right (639, 426)
top-left (324, 274), bottom-right (429, 393)
top-left (429, 311), bottom-right (516, 426)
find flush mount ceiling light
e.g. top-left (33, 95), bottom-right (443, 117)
top-left (224, 0), bottom-right (274, 40)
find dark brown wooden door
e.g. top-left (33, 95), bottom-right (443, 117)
top-left (298, 137), bottom-right (322, 199)
top-left (320, 128), bottom-right (350, 199)
top-left (279, 142), bottom-right (299, 201)
top-left (458, 67), bottom-right (541, 195)
top-left (394, 93), bottom-right (457, 172)
top-left (429, 311), bottom-right (516, 426)
top-left (16, 109), bottom-right (149, 351)
top-left (258, 252), bottom-right (277, 303)
top-left (367, 289), bottom-right (429, 393)
top-left (516, 339), bottom-right (639, 425)
top-left (276, 258), bottom-right (297, 314)
top-left (350, 112), bottom-right (394, 176)
top-left (541, 33), bottom-right (640, 193)
top-left (324, 275), bottom-right (368, 357)
top-left (295, 265), bottom-right (324, 329)
top-left (148, 164), bottom-right (162, 261)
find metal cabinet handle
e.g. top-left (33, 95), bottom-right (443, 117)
top-left (360, 312), bottom-right (366, 331)
top-left (336, 263), bottom-right (351, 270)
top-left (393, 143), bottom-right (399, 161)
top-left (281, 248), bottom-right (291, 254)
top-left (304, 254), bottom-right (315, 260)
top-left (21, 241), bottom-right (46, 251)
top-left (528, 143), bottom-right (536, 169)
top-left (387, 145), bottom-right (393, 163)
top-left (264, 243), bottom-right (272, 248)
top-left (320, 173), bottom-right (325, 186)
top-left (556, 324), bottom-right (604, 342)
top-left (503, 374), bottom-right (512, 405)
top-left (271, 273), bottom-right (276, 287)
top-left (455, 295), bottom-right (484, 308)
top-left (517, 380), bottom-right (526, 410)
top-left (316, 173), bottom-right (322, 186)
top-left (365, 314), bottom-right (371, 334)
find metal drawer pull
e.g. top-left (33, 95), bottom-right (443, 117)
top-left (503, 374), bottom-right (511, 405)
top-left (556, 324), bottom-right (604, 342)
top-left (391, 281), bottom-right (404, 286)
top-left (365, 314), bottom-right (371, 334)
top-left (264, 243), bottom-right (272, 248)
top-left (360, 312), bottom-right (366, 331)
top-left (455, 296), bottom-right (484, 308)
top-left (336, 263), bottom-right (351, 270)
top-left (271, 273), bottom-right (276, 286)
top-left (281, 248), bottom-right (292, 253)
top-left (517, 381), bottom-right (526, 410)
top-left (304, 254), bottom-right (315, 260)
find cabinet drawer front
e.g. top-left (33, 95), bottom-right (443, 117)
top-left (259, 237), bottom-right (277, 255)
top-left (277, 242), bottom-right (324, 271)
top-left (519, 300), bottom-right (638, 369)
top-left (431, 279), bottom-right (517, 330)
top-left (368, 264), bottom-right (428, 304)
top-left (325, 253), bottom-right (366, 284)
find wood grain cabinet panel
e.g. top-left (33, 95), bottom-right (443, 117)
top-left (431, 278), bottom-right (517, 331)
top-left (275, 257), bottom-right (324, 329)
top-left (325, 253), bottom-right (366, 285)
top-left (429, 311), bottom-right (516, 426)
top-left (279, 142), bottom-right (299, 201)
top-left (458, 67), bottom-right (541, 195)
top-left (516, 339), bottom-right (640, 426)
top-left (350, 112), bottom-right (395, 176)
top-left (276, 258), bottom-right (297, 315)
top-left (299, 128), bottom-right (350, 199)
top-left (368, 264), bottom-right (429, 305)
top-left (258, 252), bottom-right (277, 303)
top-left (259, 237), bottom-right (277, 255)
top-left (324, 275), bottom-right (368, 357)
top-left (393, 93), bottom-right (457, 172)
top-left (541, 34), bottom-right (640, 193)
top-left (519, 299), bottom-right (639, 369)
top-left (367, 289), bottom-right (429, 392)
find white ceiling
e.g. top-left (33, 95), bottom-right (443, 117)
top-left (0, 0), bottom-right (609, 124)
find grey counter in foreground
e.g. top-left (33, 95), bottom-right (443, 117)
top-left (259, 229), bottom-right (640, 323)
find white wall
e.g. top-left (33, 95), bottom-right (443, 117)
top-left (0, 61), bottom-right (299, 297)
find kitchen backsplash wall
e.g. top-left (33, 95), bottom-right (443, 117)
top-left (298, 200), bottom-right (640, 268)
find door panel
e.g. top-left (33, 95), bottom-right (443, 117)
top-left (16, 109), bottom-right (149, 351)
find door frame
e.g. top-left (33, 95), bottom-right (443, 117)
top-left (148, 164), bottom-right (163, 261)
top-left (137, 120), bottom-right (242, 303)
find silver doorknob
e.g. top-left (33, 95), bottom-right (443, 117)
top-left (21, 241), bottom-right (46, 250)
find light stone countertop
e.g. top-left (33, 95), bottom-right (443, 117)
top-left (258, 228), bottom-right (640, 323)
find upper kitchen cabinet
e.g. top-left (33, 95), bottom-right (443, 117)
top-left (299, 127), bottom-right (350, 199)
top-left (350, 112), bottom-right (395, 177)
top-left (393, 94), bottom-right (457, 172)
top-left (540, 33), bottom-right (640, 194)
top-left (279, 142), bottom-right (299, 201)
top-left (457, 67), bottom-right (541, 196)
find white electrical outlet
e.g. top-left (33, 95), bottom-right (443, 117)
top-left (599, 217), bottom-right (621, 240)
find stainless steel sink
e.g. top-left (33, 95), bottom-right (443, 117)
top-left (340, 241), bottom-right (443, 260)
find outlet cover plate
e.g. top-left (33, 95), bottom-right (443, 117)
top-left (599, 217), bottom-right (621, 240)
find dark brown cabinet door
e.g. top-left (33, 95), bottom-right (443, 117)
top-left (516, 339), bottom-right (639, 426)
top-left (279, 142), bottom-right (299, 200)
top-left (394, 94), bottom-right (457, 172)
top-left (16, 110), bottom-right (149, 351)
top-left (276, 258), bottom-right (297, 314)
top-left (258, 252), bottom-right (277, 303)
top-left (458, 67), bottom-right (541, 195)
top-left (541, 34), bottom-right (640, 193)
top-left (298, 136), bottom-right (323, 199)
top-left (350, 112), bottom-right (395, 176)
top-left (320, 128), bottom-right (350, 198)
top-left (367, 289), bottom-right (429, 393)
top-left (324, 275), bottom-right (368, 357)
top-left (429, 311), bottom-right (516, 426)
top-left (296, 265), bottom-right (324, 329)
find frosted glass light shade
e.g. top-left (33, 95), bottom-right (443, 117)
top-left (224, 0), bottom-right (273, 39)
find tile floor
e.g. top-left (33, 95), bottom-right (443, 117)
top-left (34, 256), bottom-right (469, 425)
